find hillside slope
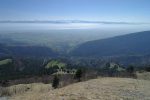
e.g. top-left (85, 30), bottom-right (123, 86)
top-left (0, 44), bottom-right (58, 57)
top-left (10, 78), bottom-right (150, 100)
top-left (71, 31), bottom-right (150, 57)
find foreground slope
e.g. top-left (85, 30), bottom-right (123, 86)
top-left (71, 31), bottom-right (150, 57)
top-left (11, 78), bottom-right (150, 100)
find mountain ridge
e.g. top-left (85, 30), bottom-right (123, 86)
top-left (70, 31), bottom-right (150, 57)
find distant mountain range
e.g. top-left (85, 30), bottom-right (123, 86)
top-left (70, 31), bottom-right (150, 57)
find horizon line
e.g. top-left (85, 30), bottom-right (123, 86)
top-left (0, 20), bottom-right (149, 25)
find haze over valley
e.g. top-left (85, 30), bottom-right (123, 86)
top-left (0, 21), bottom-right (150, 53)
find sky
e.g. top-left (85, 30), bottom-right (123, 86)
top-left (0, 0), bottom-right (150, 22)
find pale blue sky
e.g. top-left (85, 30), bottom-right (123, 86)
top-left (0, 0), bottom-right (150, 22)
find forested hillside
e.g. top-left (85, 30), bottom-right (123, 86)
top-left (71, 31), bottom-right (150, 57)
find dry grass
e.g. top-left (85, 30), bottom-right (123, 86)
top-left (9, 77), bottom-right (150, 100)
top-left (136, 72), bottom-right (150, 80)
top-left (0, 83), bottom-right (52, 97)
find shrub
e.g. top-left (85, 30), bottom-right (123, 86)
top-left (126, 65), bottom-right (134, 73)
top-left (74, 69), bottom-right (82, 82)
top-left (52, 75), bottom-right (59, 89)
top-left (145, 67), bottom-right (150, 72)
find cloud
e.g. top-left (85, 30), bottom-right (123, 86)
top-left (0, 20), bottom-right (149, 25)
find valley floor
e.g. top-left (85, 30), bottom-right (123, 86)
top-left (9, 77), bottom-right (150, 100)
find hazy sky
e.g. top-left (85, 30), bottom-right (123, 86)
top-left (0, 0), bottom-right (150, 22)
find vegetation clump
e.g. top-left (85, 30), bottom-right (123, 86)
top-left (45, 60), bottom-right (66, 69)
top-left (74, 69), bottom-right (83, 82)
top-left (0, 59), bottom-right (12, 66)
top-left (52, 75), bottom-right (59, 89)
